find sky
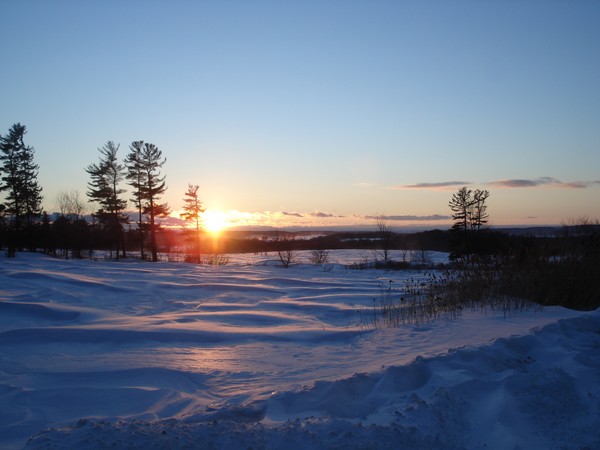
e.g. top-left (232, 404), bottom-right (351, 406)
top-left (1, 0), bottom-right (599, 230)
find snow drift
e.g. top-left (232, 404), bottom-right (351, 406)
top-left (0, 252), bottom-right (598, 449)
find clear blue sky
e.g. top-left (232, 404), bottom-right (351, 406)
top-left (2, 0), bottom-right (599, 229)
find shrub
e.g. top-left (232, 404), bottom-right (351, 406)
top-left (365, 259), bottom-right (546, 328)
top-left (366, 276), bottom-right (463, 328)
top-left (206, 253), bottom-right (230, 265)
top-left (309, 249), bottom-right (329, 265)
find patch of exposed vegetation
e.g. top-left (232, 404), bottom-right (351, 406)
top-left (366, 220), bottom-right (600, 327)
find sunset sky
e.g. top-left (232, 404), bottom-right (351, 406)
top-left (1, 1), bottom-right (599, 230)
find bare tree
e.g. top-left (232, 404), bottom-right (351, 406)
top-left (562, 216), bottom-right (599, 238)
top-left (54, 190), bottom-right (89, 259)
top-left (274, 232), bottom-right (296, 268)
top-left (375, 216), bottom-right (394, 263)
top-left (309, 248), bottom-right (329, 265)
top-left (56, 190), bottom-right (86, 221)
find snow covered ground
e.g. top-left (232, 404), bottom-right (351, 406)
top-left (1, 251), bottom-right (598, 449)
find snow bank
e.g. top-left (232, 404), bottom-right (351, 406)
top-left (1, 252), bottom-right (598, 449)
top-left (21, 313), bottom-right (600, 450)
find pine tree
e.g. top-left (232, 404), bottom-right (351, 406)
top-left (471, 189), bottom-right (490, 231)
top-left (180, 184), bottom-right (205, 263)
top-left (0, 123), bottom-right (43, 255)
top-left (448, 187), bottom-right (473, 234)
top-left (85, 141), bottom-right (128, 259)
top-left (448, 186), bottom-right (491, 260)
top-left (125, 141), bottom-right (146, 260)
top-left (125, 141), bottom-right (169, 262)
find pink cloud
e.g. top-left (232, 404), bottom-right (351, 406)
top-left (389, 181), bottom-right (471, 190)
top-left (489, 177), bottom-right (597, 189)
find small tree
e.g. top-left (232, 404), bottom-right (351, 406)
top-left (273, 232), bottom-right (296, 268)
top-left (309, 248), bottom-right (329, 265)
top-left (375, 216), bottom-right (394, 263)
top-left (180, 184), bottom-right (205, 263)
top-left (56, 190), bottom-right (86, 221)
top-left (0, 123), bottom-right (43, 255)
top-left (54, 190), bottom-right (88, 259)
top-left (86, 141), bottom-right (128, 259)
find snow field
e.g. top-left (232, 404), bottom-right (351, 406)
top-left (0, 251), bottom-right (598, 449)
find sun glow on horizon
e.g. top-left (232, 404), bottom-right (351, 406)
top-left (202, 210), bottom-right (230, 233)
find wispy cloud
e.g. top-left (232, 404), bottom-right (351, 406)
top-left (281, 211), bottom-right (304, 218)
top-left (488, 177), bottom-right (559, 188)
top-left (390, 181), bottom-right (471, 190)
top-left (174, 209), bottom-right (453, 230)
top-left (190, 209), bottom-right (353, 229)
top-left (489, 177), bottom-right (598, 189)
top-left (561, 180), bottom-right (600, 189)
top-left (364, 214), bottom-right (451, 221)
top-left (309, 211), bottom-right (342, 218)
top-left (390, 177), bottom-right (600, 191)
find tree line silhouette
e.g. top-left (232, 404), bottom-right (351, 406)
top-left (0, 121), bottom-right (478, 262)
top-left (2, 121), bottom-right (598, 293)
top-left (85, 140), bottom-right (169, 262)
top-left (0, 123), bottom-right (172, 260)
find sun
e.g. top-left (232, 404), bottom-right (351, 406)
top-left (203, 210), bottom-right (229, 234)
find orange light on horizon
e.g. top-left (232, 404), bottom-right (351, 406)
top-left (202, 210), bottom-right (230, 234)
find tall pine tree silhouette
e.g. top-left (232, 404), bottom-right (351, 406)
top-left (126, 141), bottom-right (169, 262)
top-left (0, 123), bottom-right (43, 255)
top-left (85, 141), bottom-right (128, 259)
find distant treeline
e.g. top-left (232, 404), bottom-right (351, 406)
top-left (0, 219), bottom-right (591, 259)
top-left (41, 226), bottom-right (461, 258)
top-left (202, 229), bottom-right (457, 254)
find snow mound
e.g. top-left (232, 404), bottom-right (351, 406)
top-left (24, 312), bottom-right (600, 450)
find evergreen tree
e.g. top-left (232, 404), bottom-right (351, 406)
top-left (180, 184), bottom-right (205, 263)
top-left (125, 141), bottom-right (169, 262)
top-left (448, 186), bottom-right (491, 260)
top-left (125, 141), bottom-right (146, 260)
top-left (448, 186), bottom-right (473, 234)
top-left (0, 203), bottom-right (6, 251)
top-left (471, 189), bottom-right (490, 231)
top-left (0, 123), bottom-right (43, 255)
top-left (85, 141), bottom-right (128, 259)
